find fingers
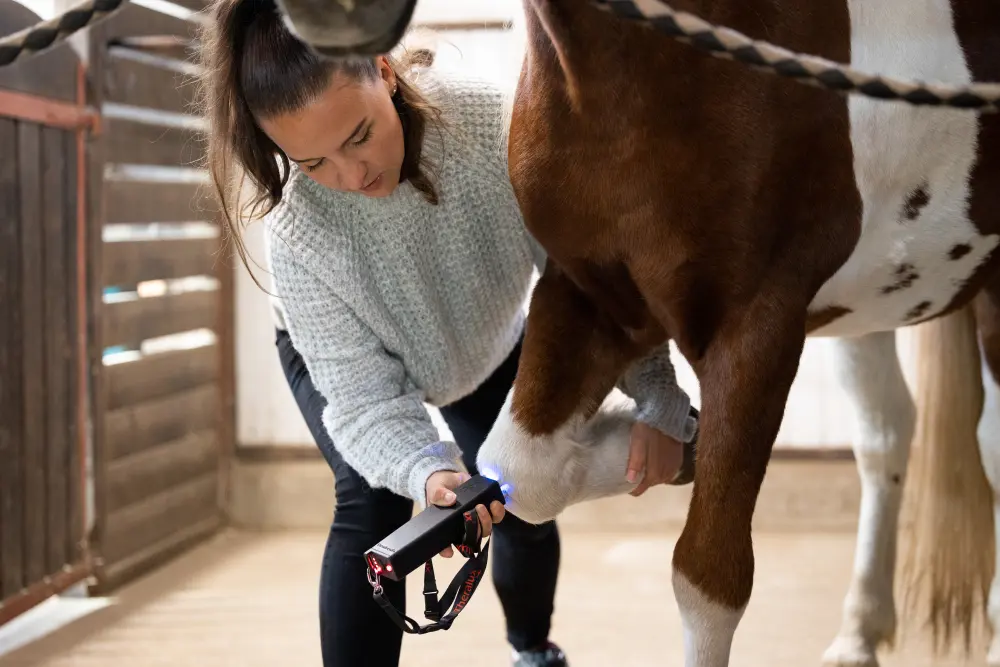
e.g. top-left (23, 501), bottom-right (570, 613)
top-left (472, 502), bottom-right (504, 541)
top-left (489, 500), bottom-right (505, 523)
top-left (630, 478), bottom-right (651, 497)
top-left (430, 484), bottom-right (457, 506)
top-left (429, 472), bottom-right (506, 558)
top-left (439, 500), bottom-right (505, 559)
top-left (628, 424), bottom-right (686, 496)
top-left (429, 471), bottom-right (470, 507)
top-left (627, 423), bottom-right (649, 484)
top-left (475, 504), bottom-right (493, 538)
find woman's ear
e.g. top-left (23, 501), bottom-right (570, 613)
top-left (377, 56), bottom-right (397, 94)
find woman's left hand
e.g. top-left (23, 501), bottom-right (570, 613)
top-left (626, 422), bottom-right (684, 497)
top-left (428, 471), bottom-right (506, 558)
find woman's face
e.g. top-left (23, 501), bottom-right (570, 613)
top-left (259, 57), bottom-right (404, 197)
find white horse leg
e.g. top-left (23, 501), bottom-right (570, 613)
top-left (476, 388), bottom-right (640, 525)
top-left (978, 342), bottom-right (1000, 666)
top-left (672, 571), bottom-right (746, 667)
top-left (822, 332), bottom-right (915, 667)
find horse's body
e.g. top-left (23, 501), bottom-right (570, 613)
top-left (478, 2), bottom-right (1000, 665)
top-left (272, 0), bottom-right (1000, 664)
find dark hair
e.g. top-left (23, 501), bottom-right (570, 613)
top-left (196, 0), bottom-right (442, 281)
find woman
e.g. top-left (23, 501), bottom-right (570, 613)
top-left (198, 1), bottom-right (698, 665)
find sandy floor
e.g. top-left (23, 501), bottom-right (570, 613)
top-left (0, 527), bottom-right (991, 667)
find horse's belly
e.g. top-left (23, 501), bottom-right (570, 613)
top-left (806, 0), bottom-right (998, 338)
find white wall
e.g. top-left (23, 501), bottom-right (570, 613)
top-left (235, 222), bottom-right (318, 447)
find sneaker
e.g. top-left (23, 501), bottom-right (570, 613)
top-left (511, 642), bottom-right (569, 667)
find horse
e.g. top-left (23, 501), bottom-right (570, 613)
top-left (270, 0), bottom-right (1000, 665)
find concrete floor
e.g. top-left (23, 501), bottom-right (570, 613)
top-left (0, 526), bottom-right (992, 667)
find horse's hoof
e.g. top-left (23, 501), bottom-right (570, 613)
top-left (669, 406), bottom-right (698, 486)
top-left (821, 635), bottom-right (880, 667)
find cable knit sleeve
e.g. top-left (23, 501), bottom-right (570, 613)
top-left (267, 227), bottom-right (466, 507)
top-left (618, 343), bottom-right (698, 443)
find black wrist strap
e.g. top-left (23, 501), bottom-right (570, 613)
top-left (369, 510), bottom-right (490, 634)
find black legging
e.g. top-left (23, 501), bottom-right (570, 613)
top-left (275, 328), bottom-right (561, 667)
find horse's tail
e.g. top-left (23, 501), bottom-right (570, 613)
top-left (900, 304), bottom-right (994, 653)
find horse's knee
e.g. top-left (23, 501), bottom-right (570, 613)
top-left (852, 404), bottom-right (914, 481)
top-left (478, 388), bottom-right (641, 524)
top-left (831, 334), bottom-right (915, 479)
top-left (476, 390), bottom-right (580, 524)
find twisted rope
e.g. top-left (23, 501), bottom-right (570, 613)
top-left (0, 0), bottom-right (128, 67)
top-left (593, 0), bottom-right (1000, 112)
top-left (4, 0), bottom-right (1000, 113)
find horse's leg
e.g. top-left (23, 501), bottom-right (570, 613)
top-left (821, 333), bottom-right (915, 667)
top-left (477, 262), bottom-right (643, 524)
top-left (671, 294), bottom-right (805, 667)
top-left (975, 284), bottom-right (1000, 666)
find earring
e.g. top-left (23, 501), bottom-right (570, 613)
top-left (392, 84), bottom-right (398, 95)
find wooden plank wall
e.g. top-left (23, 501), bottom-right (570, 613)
top-left (87, 0), bottom-right (233, 593)
top-left (0, 0), bottom-right (91, 623)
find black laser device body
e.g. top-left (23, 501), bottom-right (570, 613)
top-left (365, 475), bottom-right (505, 581)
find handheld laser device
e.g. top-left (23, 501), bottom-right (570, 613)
top-left (364, 474), bottom-right (505, 582)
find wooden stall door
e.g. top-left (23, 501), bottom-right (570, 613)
top-left (87, 0), bottom-right (235, 593)
top-left (0, 0), bottom-right (94, 624)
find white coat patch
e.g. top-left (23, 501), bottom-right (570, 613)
top-left (808, 0), bottom-right (998, 338)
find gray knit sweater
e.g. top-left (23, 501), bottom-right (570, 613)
top-left (264, 67), bottom-right (695, 506)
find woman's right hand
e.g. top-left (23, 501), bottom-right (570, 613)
top-left (425, 471), bottom-right (505, 558)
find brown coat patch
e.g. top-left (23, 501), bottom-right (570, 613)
top-left (938, 0), bottom-right (1000, 315)
top-left (976, 271), bottom-right (1000, 383)
top-left (805, 305), bottom-right (852, 333)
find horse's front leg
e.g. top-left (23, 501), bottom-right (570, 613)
top-left (477, 263), bottom-right (643, 524)
top-left (673, 295), bottom-right (806, 667)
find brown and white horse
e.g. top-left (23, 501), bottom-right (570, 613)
top-left (271, 0), bottom-right (1000, 665)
